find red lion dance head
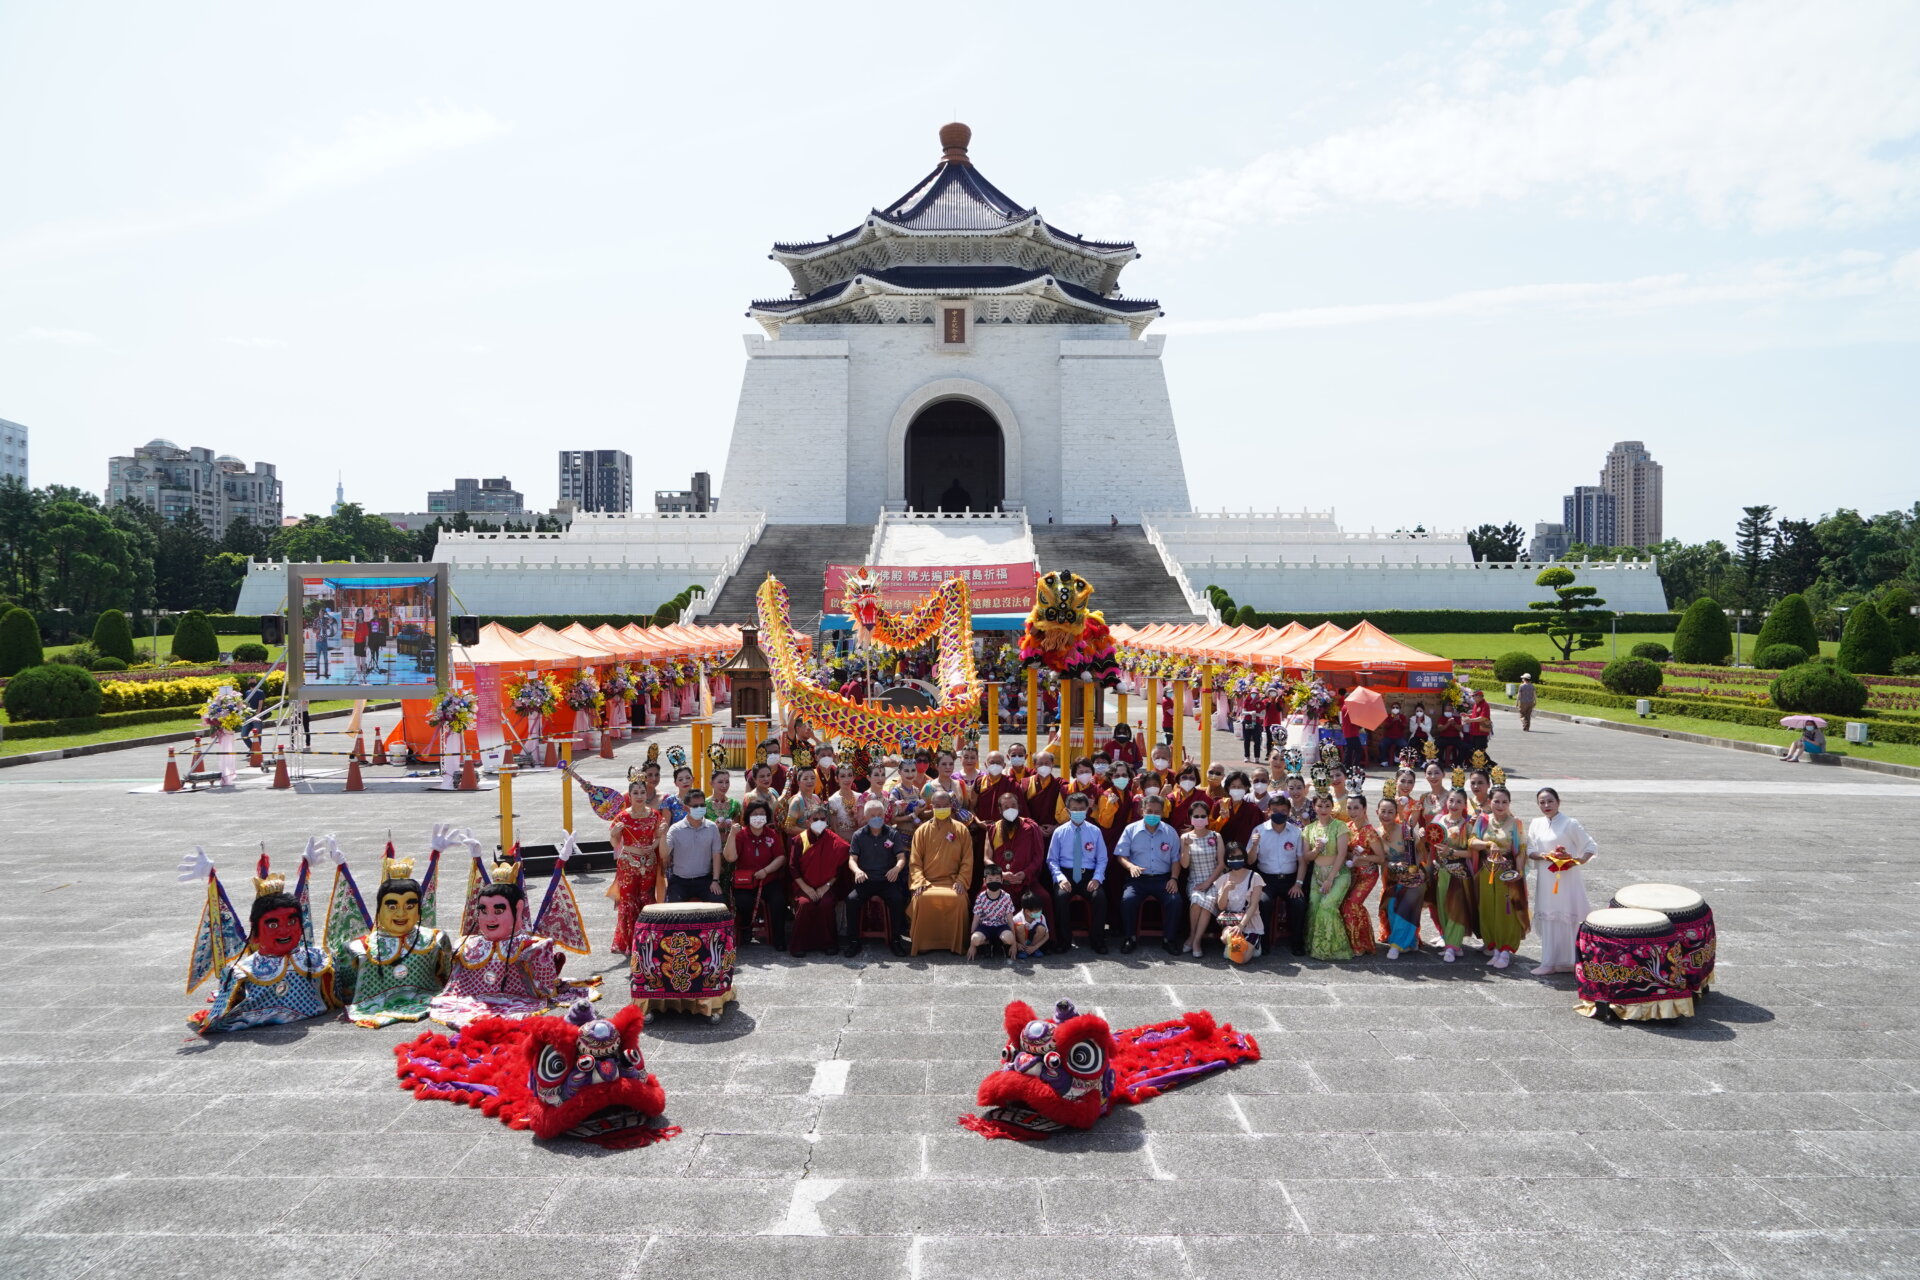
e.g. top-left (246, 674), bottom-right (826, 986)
top-left (396, 1001), bottom-right (676, 1149)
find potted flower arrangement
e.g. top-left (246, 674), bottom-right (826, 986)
top-left (507, 670), bottom-right (560, 763)
top-left (199, 685), bottom-right (250, 786)
top-left (604, 663), bottom-right (636, 740)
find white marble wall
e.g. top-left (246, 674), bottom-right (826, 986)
top-left (1188, 560), bottom-right (1671, 612)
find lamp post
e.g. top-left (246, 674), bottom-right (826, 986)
top-left (1731, 609), bottom-right (1752, 666)
top-left (1834, 605), bottom-right (1850, 644)
top-left (49, 606), bottom-right (72, 644)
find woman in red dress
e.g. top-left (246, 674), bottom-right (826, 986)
top-left (609, 780), bottom-right (665, 954)
top-left (789, 802), bottom-right (849, 957)
top-left (1338, 794), bottom-right (1383, 955)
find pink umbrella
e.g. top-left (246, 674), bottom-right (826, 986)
top-left (1778, 715), bottom-right (1827, 729)
top-left (1343, 686), bottom-right (1388, 731)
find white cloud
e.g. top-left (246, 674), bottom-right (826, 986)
top-left (221, 336), bottom-right (289, 349)
top-left (15, 326), bottom-right (102, 345)
top-left (1080, 0), bottom-right (1920, 249)
top-left (1162, 251), bottom-right (1905, 335)
top-left (0, 102), bottom-right (507, 268)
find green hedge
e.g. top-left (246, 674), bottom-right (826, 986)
top-left (1519, 682), bottom-right (1920, 745)
top-left (1237, 609), bottom-right (1683, 634)
top-left (0, 705), bottom-right (205, 741)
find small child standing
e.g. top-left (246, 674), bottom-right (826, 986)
top-left (1011, 891), bottom-right (1050, 959)
top-left (968, 878), bottom-right (1016, 960)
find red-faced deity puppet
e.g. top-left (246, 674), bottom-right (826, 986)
top-left (960, 998), bottom-right (1261, 1140)
top-left (842, 567), bottom-right (883, 647)
top-left (395, 1000), bottom-right (676, 1149)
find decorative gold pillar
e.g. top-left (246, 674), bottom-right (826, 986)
top-left (1026, 666), bottom-right (1040, 760)
top-left (986, 683), bottom-right (1000, 753)
top-left (559, 742), bottom-right (574, 833)
top-left (499, 768), bottom-right (516, 850)
top-left (1199, 664), bottom-right (1215, 777)
top-left (1171, 679), bottom-right (1186, 769)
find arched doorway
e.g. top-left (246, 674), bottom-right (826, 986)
top-left (904, 400), bottom-right (1003, 513)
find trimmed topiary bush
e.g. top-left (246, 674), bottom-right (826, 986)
top-left (232, 642), bottom-right (269, 663)
top-left (1837, 602), bottom-right (1897, 676)
top-left (1672, 597), bottom-right (1733, 666)
top-left (171, 610), bottom-right (219, 664)
top-left (1770, 662), bottom-right (1868, 716)
top-left (89, 656), bottom-right (129, 672)
top-left (1895, 654), bottom-right (1920, 676)
top-left (1629, 641), bottom-right (1671, 662)
top-left (1232, 604), bottom-right (1258, 626)
top-left (652, 601), bottom-right (680, 625)
top-left (90, 608), bottom-right (137, 664)
top-left (2, 664), bottom-right (103, 721)
top-left (1492, 651), bottom-right (1543, 683)
top-left (0, 606), bottom-right (43, 676)
top-left (1754, 642), bottom-right (1809, 670)
top-left (1879, 587), bottom-right (1919, 656)
top-left (1754, 593), bottom-right (1820, 660)
top-left (1600, 656), bottom-right (1664, 697)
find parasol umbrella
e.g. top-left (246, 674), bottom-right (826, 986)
top-left (1778, 715), bottom-right (1827, 729)
top-left (1343, 686), bottom-right (1387, 731)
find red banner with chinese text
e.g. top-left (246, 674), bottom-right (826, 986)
top-left (825, 563), bottom-right (1036, 616)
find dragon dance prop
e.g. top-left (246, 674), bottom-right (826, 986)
top-left (756, 573), bottom-right (981, 754)
top-left (1019, 569), bottom-right (1120, 686)
top-left (960, 998), bottom-right (1261, 1140)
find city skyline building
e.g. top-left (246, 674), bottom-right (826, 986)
top-left (428, 476), bottom-right (526, 516)
top-left (1563, 484), bottom-right (1618, 549)
top-left (0, 418), bottom-right (26, 484)
top-left (105, 438), bottom-right (282, 529)
top-left (654, 471), bottom-right (715, 514)
top-left (1602, 439), bottom-right (1664, 548)
top-left (557, 449), bottom-right (633, 513)
top-left (1529, 521), bottom-right (1570, 562)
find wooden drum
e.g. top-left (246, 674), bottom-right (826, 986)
top-left (1611, 882), bottom-right (1715, 997)
top-left (1574, 907), bottom-right (1695, 1022)
top-left (630, 902), bottom-right (736, 1021)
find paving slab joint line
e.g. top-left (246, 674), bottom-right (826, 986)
top-left (1489, 702), bottom-right (1920, 779)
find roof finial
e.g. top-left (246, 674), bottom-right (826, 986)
top-left (939, 121), bottom-right (971, 165)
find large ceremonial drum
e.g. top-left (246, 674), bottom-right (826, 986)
top-left (1574, 907), bottom-right (1695, 1022)
top-left (630, 903), bottom-right (736, 1002)
top-left (1611, 882), bottom-right (1715, 997)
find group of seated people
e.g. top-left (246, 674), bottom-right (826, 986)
top-left (606, 722), bottom-right (1512, 964)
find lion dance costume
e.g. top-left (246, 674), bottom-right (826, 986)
top-left (1018, 570), bottom-right (1121, 685)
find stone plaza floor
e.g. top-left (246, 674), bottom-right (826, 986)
top-left (1, 712), bottom-right (1917, 1279)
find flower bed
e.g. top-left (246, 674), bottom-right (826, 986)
top-left (1462, 657), bottom-right (1920, 713)
top-left (98, 672), bottom-right (284, 714)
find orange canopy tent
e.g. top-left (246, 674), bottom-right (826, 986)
top-left (391, 624), bottom-right (577, 758)
top-left (1304, 621), bottom-right (1451, 686)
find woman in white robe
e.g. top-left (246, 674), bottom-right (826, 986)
top-left (1524, 787), bottom-right (1596, 976)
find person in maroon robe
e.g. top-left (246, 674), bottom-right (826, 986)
top-left (1024, 751), bottom-right (1064, 839)
top-left (1101, 722), bottom-right (1143, 767)
top-left (984, 799), bottom-right (1055, 950)
top-left (788, 803), bottom-right (848, 957)
top-left (974, 750), bottom-right (1025, 823)
top-left (1216, 770), bottom-right (1264, 849)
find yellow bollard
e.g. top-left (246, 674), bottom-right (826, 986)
top-left (1199, 664), bottom-right (1215, 778)
top-left (1026, 666), bottom-right (1040, 761)
top-left (986, 683), bottom-right (1000, 753)
top-left (744, 716), bottom-right (766, 775)
top-left (1171, 679), bottom-right (1186, 771)
top-left (559, 741), bottom-right (574, 834)
top-left (1081, 679), bottom-right (1096, 759)
top-left (499, 768), bottom-right (516, 855)
top-left (1117, 688), bottom-right (1129, 731)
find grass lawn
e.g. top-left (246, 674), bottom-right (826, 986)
top-left (1482, 686), bottom-right (1920, 771)
top-left (1398, 632), bottom-right (1840, 663)
top-left (0, 698), bottom-right (361, 758)
top-left (43, 633), bottom-right (281, 665)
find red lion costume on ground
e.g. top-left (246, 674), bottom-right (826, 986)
top-left (960, 998), bottom-right (1260, 1140)
top-left (394, 1000), bottom-right (676, 1149)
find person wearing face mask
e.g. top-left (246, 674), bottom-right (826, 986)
top-left (664, 788), bottom-right (725, 903)
top-left (1180, 799), bottom-right (1225, 957)
top-left (1096, 761), bottom-right (1135, 928)
top-left (907, 790), bottom-right (973, 955)
top-left (788, 803), bottom-right (850, 958)
top-left (1149, 745), bottom-right (1175, 779)
top-left (1025, 752), bottom-right (1064, 839)
top-left (1169, 767), bottom-right (1205, 834)
top-left (985, 792), bottom-right (1054, 950)
top-left (1005, 745), bottom-right (1032, 783)
top-left (1247, 795), bottom-right (1306, 955)
top-left (844, 800), bottom-right (909, 958)
top-left (1215, 770), bottom-right (1262, 848)
top-left (1378, 702), bottom-right (1409, 768)
top-left (974, 750), bottom-right (1025, 830)
top-left (726, 798), bottom-right (789, 950)
top-left (1101, 720), bottom-right (1142, 767)
top-left (1046, 794), bottom-right (1109, 953)
top-left (1200, 846), bottom-right (1265, 961)
top-left (1240, 705), bottom-right (1263, 762)
top-left (1116, 794), bottom-right (1185, 954)
top-left (1056, 757), bottom-right (1102, 823)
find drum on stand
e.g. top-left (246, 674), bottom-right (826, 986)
top-left (630, 902), bottom-right (736, 1023)
top-left (1611, 882), bottom-right (1715, 998)
top-left (1574, 907), bottom-right (1695, 1022)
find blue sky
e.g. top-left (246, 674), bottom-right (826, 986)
top-left (2, 0), bottom-right (1915, 543)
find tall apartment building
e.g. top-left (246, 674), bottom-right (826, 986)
top-left (654, 470), bottom-right (715, 514)
top-left (1602, 440), bottom-right (1664, 548)
top-left (1528, 521), bottom-right (1570, 562)
top-left (1563, 485), bottom-right (1618, 549)
top-left (0, 418), bottom-right (26, 483)
top-left (106, 439), bottom-right (282, 529)
top-left (557, 450), bottom-right (632, 513)
top-left (428, 477), bottom-right (526, 516)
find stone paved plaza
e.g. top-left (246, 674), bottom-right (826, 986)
top-left (2, 713), bottom-right (1918, 1279)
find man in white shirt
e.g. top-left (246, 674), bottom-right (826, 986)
top-left (1245, 795), bottom-right (1306, 956)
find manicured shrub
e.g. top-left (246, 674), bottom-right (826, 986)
top-left (3, 664), bottom-right (103, 721)
top-left (1770, 662), bottom-right (1868, 717)
top-left (1837, 602), bottom-right (1897, 676)
top-left (0, 606), bottom-right (44, 676)
top-left (1629, 642), bottom-right (1671, 662)
top-left (89, 656), bottom-right (129, 672)
top-left (1672, 597), bottom-right (1732, 666)
top-left (1231, 604), bottom-right (1257, 626)
top-left (1600, 656), bottom-right (1664, 697)
top-left (1753, 593), bottom-right (1820, 660)
top-left (1880, 588), bottom-right (1919, 656)
top-left (1492, 651), bottom-right (1543, 683)
top-left (232, 642), bottom-right (270, 663)
top-left (90, 609), bottom-right (137, 664)
top-left (1753, 642), bottom-right (1809, 671)
top-left (1895, 655), bottom-right (1920, 676)
top-left (652, 601), bottom-right (680, 625)
top-left (171, 610), bottom-right (219, 663)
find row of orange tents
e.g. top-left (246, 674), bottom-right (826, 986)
top-left (387, 620), bottom-right (767, 759)
top-left (1110, 619), bottom-right (1452, 681)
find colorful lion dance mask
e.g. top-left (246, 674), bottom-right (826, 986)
top-left (960, 998), bottom-right (1260, 1140)
top-left (1018, 570), bottom-right (1120, 686)
top-left (394, 1000), bottom-right (676, 1149)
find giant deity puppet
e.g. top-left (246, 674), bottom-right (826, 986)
top-left (321, 826), bottom-right (457, 1028)
top-left (180, 840), bottom-right (341, 1034)
top-left (427, 834), bottom-right (598, 1029)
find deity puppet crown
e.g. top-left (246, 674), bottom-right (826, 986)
top-left (485, 856), bottom-right (522, 885)
top-left (250, 853), bottom-right (285, 898)
top-left (382, 855), bottom-right (416, 881)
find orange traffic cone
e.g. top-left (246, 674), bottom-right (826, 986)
top-left (543, 739), bottom-right (559, 769)
top-left (351, 734), bottom-right (366, 763)
top-left (272, 746), bottom-right (290, 790)
top-left (163, 749), bottom-right (183, 793)
top-left (373, 733), bottom-right (388, 766)
top-left (598, 725), bottom-right (615, 759)
top-left (457, 751), bottom-right (479, 791)
top-left (248, 738), bottom-right (263, 769)
top-left (345, 754), bottom-right (365, 792)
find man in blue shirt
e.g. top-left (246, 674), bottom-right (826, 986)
top-left (1114, 795), bottom-right (1185, 954)
top-left (1046, 792), bottom-right (1109, 954)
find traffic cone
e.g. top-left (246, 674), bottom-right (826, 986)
top-left (248, 738), bottom-right (263, 769)
top-left (373, 733), bottom-right (388, 766)
top-left (272, 746), bottom-right (290, 790)
top-left (351, 734), bottom-right (366, 763)
top-left (345, 753), bottom-right (365, 792)
top-left (598, 724), bottom-right (615, 759)
top-left (163, 749), bottom-right (183, 793)
top-left (457, 751), bottom-right (479, 791)
top-left (543, 739), bottom-right (559, 769)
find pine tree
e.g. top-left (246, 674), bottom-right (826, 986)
top-left (1733, 504), bottom-right (1775, 606)
top-left (1878, 587), bottom-right (1919, 657)
top-left (1514, 567), bottom-right (1612, 660)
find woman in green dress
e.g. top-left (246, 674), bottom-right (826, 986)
top-left (1427, 788), bottom-right (1479, 964)
top-left (1469, 785), bottom-right (1529, 970)
top-left (1303, 793), bottom-right (1353, 961)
